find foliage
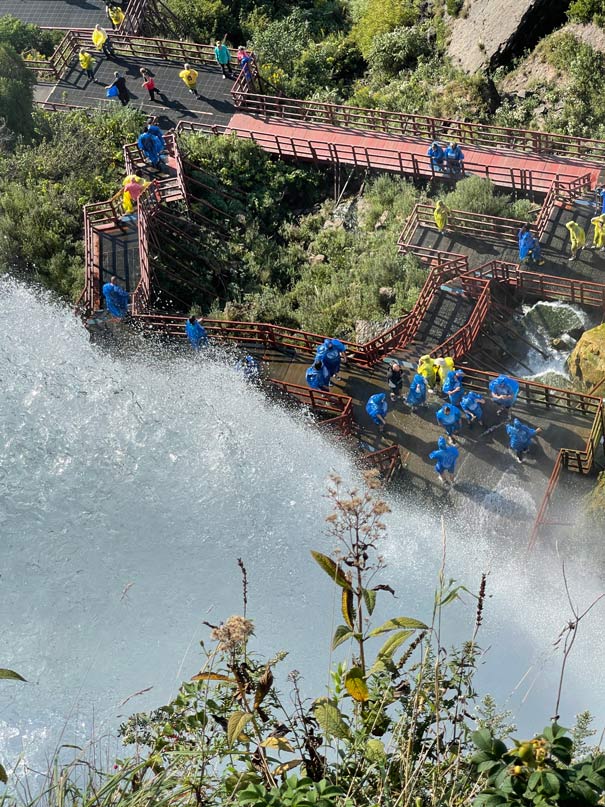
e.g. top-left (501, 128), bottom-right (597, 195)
top-left (160, 0), bottom-right (237, 44)
top-left (446, 0), bottom-right (464, 17)
top-left (351, 0), bottom-right (422, 58)
top-left (442, 177), bottom-right (534, 221)
top-left (471, 723), bottom-right (605, 806)
top-left (0, 106), bottom-right (146, 297)
top-left (0, 44), bottom-right (34, 141)
top-left (0, 16), bottom-right (61, 56)
top-left (367, 25), bottom-right (432, 77)
top-left (567, 0), bottom-right (605, 27)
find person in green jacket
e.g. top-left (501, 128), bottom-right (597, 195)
top-left (214, 38), bottom-right (233, 79)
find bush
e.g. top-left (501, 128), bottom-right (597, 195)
top-left (351, 0), bottom-right (421, 58)
top-left (367, 25), bottom-right (432, 77)
top-left (0, 16), bottom-right (61, 56)
top-left (443, 176), bottom-right (523, 218)
top-left (0, 44), bottom-right (34, 140)
top-left (446, 0), bottom-right (464, 16)
top-left (248, 8), bottom-right (312, 77)
top-left (568, 0), bottom-right (605, 26)
top-left (161, 0), bottom-right (236, 44)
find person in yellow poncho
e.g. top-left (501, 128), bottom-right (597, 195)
top-left (179, 63), bottom-right (200, 98)
top-left (107, 4), bottom-right (125, 28)
top-left (122, 175), bottom-right (151, 215)
top-left (590, 214), bottom-right (605, 252)
top-left (434, 200), bottom-right (451, 233)
top-left (92, 24), bottom-right (114, 57)
top-left (417, 354), bottom-right (438, 389)
top-left (78, 49), bottom-right (94, 81)
top-left (433, 356), bottom-right (455, 388)
top-left (565, 220), bottom-right (585, 261)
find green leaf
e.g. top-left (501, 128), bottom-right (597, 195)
top-left (376, 630), bottom-right (413, 662)
top-left (551, 736), bottom-right (573, 764)
top-left (473, 729), bottom-right (496, 753)
top-left (344, 667), bottom-right (369, 702)
top-left (591, 753), bottom-right (605, 773)
top-left (368, 617), bottom-right (427, 637)
top-left (313, 698), bottom-right (350, 740)
top-left (0, 669), bottom-right (26, 682)
top-left (227, 711), bottom-right (253, 746)
top-left (332, 625), bottom-right (353, 650)
top-left (362, 588), bottom-right (377, 615)
top-left (310, 551), bottom-right (351, 590)
top-left (473, 794), bottom-right (506, 807)
top-left (365, 739), bottom-right (386, 764)
top-left (0, 764), bottom-right (6, 784)
top-left (542, 771), bottom-right (560, 796)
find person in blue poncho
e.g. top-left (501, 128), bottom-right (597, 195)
top-left (442, 369), bottom-right (465, 406)
top-left (518, 224), bottom-right (544, 266)
top-left (146, 124), bottom-right (165, 151)
top-left (236, 354), bottom-right (259, 380)
top-left (445, 141), bottom-right (464, 174)
top-left (102, 275), bottom-right (129, 317)
top-left (185, 315), bottom-right (208, 349)
top-left (429, 436), bottom-right (459, 486)
top-left (137, 129), bottom-right (165, 169)
top-left (436, 403), bottom-right (465, 443)
top-left (427, 141), bottom-right (445, 172)
top-left (489, 374), bottom-right (519, 415)
top-left (366, 392), bottom-right (388, 433)
top-left (306, 359), bottom-right (330, 391)
top-left (406, 372), bottom-right (427, 411)
top-left (315, 338), bottom-right (347, 379)
top-left (506, 418), bottom-right (541, 463)
top-left (460, 390), bottom-right (485, 427)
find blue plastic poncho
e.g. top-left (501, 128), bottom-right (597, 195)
top-left (429, 436), bottom-right (459, 473)
top-left (185, 318), bottom-right (208, 349)
top-left (406, 373), bottom-right (427, 407)
top-left (442, 370), bottom-right (464, 406)
top-left (436, 404), bottom-right (463, 435)
top-left (138, 131), bottom-right (163, 167)
top-left (236, 354), bottom-right (259, 380)
top-left (506, 418), bottom-right (538, 451)
top-left (427, 143), bottom-right (445, 168)
top-left (315, 338), bottom-right (346, 375)
top-left (445, 144), bottom-right (464, 166)
top-left (146, 124), bottom-right (165, 150)
top-left (306, 362), bottom-right (330, 390)
top-left (366, 393), bottom-right (388, 424)
top-left (461, 391), bottom-right (484, 421)
top-left (489, 375), bottom-right (519, 407)
top-left (518, 230), bottom-right (535, 261)
top-left (102, 281), bottom-right (129, 317)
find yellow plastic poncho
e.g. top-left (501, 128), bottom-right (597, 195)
top-left (565, 220), bottom-right (586, 250)
top-left (591, 215), bottom-right (605, 249)
top-left (179, 68), bottom-right (199, 89)
top-left (122, 175), bottom-right (150, 214)
top-left (92, 26), bottom-right (108, 50)
top-left (417, 354), bottom-right (437, 388)
top-left (108, 5), bottom-right (125, 25)
top-left (434, 356), bottom-right (455, 388)
top-left (434, 201), bottom-right (450, 233)
top-left (78, 51), bottom-right (93, 70)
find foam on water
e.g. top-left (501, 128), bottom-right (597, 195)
top-left (1, 278), bottom-right (604, 774)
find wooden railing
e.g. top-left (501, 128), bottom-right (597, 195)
top-left (357, 445), bottom-right (403, 483)
top-left (268, 379), bottom-right (354, 435)
top-left (235, 93), bottom-right (605, 164)
top-left (430, 279), bottom-right (491, 360)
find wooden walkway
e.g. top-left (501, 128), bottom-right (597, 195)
top-left (222, 113), bottom-right (601, 194)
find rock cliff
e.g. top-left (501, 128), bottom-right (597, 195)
top-left (567, 323), bottom-right (605, 391)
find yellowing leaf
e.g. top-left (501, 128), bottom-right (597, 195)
top-left (254, 666), bottom-right (274, 710)
top-left (366, 739), bottom-right (386, 764)
top-left (332, 625), bottom-right (353, 650)
top-left (191, 672), bottom-right (237, 683)
top-left (341, 588), bottom-right (355, 630)
top-left (310, 551), bottom-right (351, 590)
top-left (368, 617), bottom-right (427, 637)
top-left (227, 711), bottom-right (253, 746)
top-left (260, 736), bottom-right (294, 752)
top-left (0, 669), bottom-right (25, 682)
top-left (274, 759), bottom-right (303, 776)
top-left (344, 667), bottom-right (370, 702)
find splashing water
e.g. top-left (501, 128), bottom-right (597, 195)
top-left (1, 278), bottom-right (604, 774)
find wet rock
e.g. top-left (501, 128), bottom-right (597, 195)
top-left (567, 323), bottom-right (605, 391)
top-left (551, 337), bottom-right (567, 350)
top-left (568, 326), bottom-right (585, 341)
top-left (355, 317), bottom-right (399, 343)
top-left (309, 254), bottom-right (325, 264)
top-left (585, 470), bottom-right (605, 529)
top-left (378, 286), bottom-right (396, 310)
top-left (523, 301), bottom-right (586, 340)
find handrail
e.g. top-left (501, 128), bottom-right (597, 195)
top-left (237, 93), bottom-right (605, 164)
top-left (357, 445), bottom-right (403, 483)
top-left (268, 378), bottom-right (354, 435)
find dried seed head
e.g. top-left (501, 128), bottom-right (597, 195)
top-left (211, 615), bottom-right (255, 651)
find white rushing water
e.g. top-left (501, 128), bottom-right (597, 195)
top-left (1, 278), bottom-right (604, 777)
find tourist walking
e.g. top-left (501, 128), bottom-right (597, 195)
top-left (506, 418), bottom-right (541, 463)
top-left (429, 436), bottom-right (459, 486)
top-left (146, 124), bottom-right (166, 151)
top-left (442, 369), bottom-right (465, 406)
top-left (460, 390), bottom-right (485, 428)
top-left (387, 361), bottom-right (404, 401)
top-left (106, 71), bottom-right (129, 105)
top-left (406, 372), bottom-right (427, 411)
top-left (179, 63), bottom-right (200, 98)
top-left (102, 276), bottom-right (129, 318)
top-left (433, 200), bottom-right (451, 233)
top-left (306, 359), bottom-right (330, 391)
top-left (565, 220), bottom-right (585, 261)
top-left (185, 316), bottom-right (208, 349)
top-left (436, 403), bottom-right (465, 444)
top-left (78, 49), bottom-right (95, 81)
top-left (590, 213), bottom-right (605, 252)
top-left (417, 354), bottom-right (438, 389)
top-left (366, 393), bottom-right (388, 433)
top-left (315, 338), bottom-right (347, 380)
top-left (427, 141), bottom-right (445, 172)
top-left (488, 374), bottom-right (519, 416)
top-left (137, 128), bottom-right (165, 169)
top-left (140, 68), bottom-right (160, 101)
top-left (445, 141), bottom-right (464, 174)
top-left (92, 25), bottom-right (114, 58)
top-left (214, 38), bottom-right (233, 79)
top-left (106, 4), bottom-right (125, 29)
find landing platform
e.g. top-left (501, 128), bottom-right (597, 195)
top-left (2, 0), bottom-right (109, 28)
top-left (41, 56), bottom-right (235, 129)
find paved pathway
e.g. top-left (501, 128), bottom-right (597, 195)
top-left (3, 0), bottom-right (110, 28)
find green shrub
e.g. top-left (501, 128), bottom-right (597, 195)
top-left (0, 16), bottom-right (61, 56)
top-left (162, 0), bottom-right (236, 44)
top-left (443, 176), bottom-right (524, 219)
top-left (351, 0), bottom-right (421, 58)
top-left (0, 44), bottom-right (34, 140)
top-left (367, 25), bottom-right (431, 77)
top-left (568, 0), bottom-right (605, 26)
top-left (446, 0), bottom-right (464, 16)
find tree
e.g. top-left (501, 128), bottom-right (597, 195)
top-left (0, 44), bottom-right (34, 140)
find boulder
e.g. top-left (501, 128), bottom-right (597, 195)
top-left (567, 323), bottom-right (605, 391)
top-left (378, 286), bottom-right (396, 310)
top-left (355, 317), bottom-right (399, 343)
top-left (447, 0), bottom-right (568, 74)
top-left (523, 301), bottom-right (586, 340)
